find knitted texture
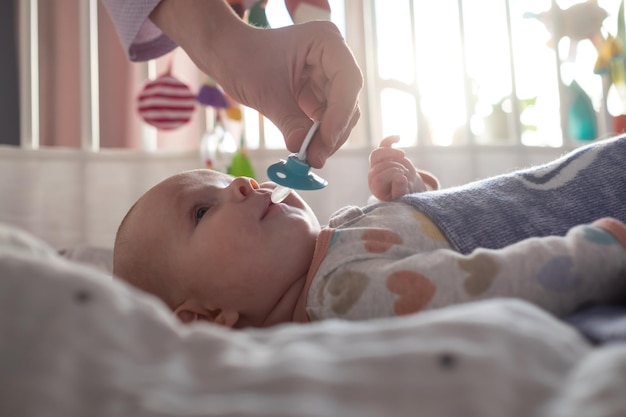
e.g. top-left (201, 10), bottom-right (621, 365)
top-left (402, 135), bottom-right (626, 254)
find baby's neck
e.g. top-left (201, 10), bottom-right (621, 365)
top-left (258, 271), bottom-right (309, 327)
top-left (290, 229), bottom-right (333, 324)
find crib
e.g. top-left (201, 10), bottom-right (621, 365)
top-left (2, 1), bottom-right (626, 416)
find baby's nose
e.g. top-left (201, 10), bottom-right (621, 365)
top-left (231, 177), bottom-right (259, 198)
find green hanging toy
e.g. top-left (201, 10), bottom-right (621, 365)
top-left (228, 134), bottom-right (256, 179)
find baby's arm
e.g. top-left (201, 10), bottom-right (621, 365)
top-left (368, 136), bottom-right (439, 201)
top-left (420, 218), bottom-right (626, 318)
top-left (312, 218), bottom-right (626, 321)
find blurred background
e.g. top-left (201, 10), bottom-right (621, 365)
top-left (2, 0), bottom-right (626, 247)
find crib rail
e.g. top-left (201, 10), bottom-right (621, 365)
top-left (18, 0), bottom-right (39, 149)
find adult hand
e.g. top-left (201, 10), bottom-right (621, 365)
top-left (151, 0), bottom-right (363, 168)
top-left (368, 136), bottom-right (439, 201)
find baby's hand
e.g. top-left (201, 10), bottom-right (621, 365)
top-left (368, 135), bottom-right (438, 201)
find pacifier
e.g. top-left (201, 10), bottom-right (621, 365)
top-left (267, 121), bottom-right (328, 203)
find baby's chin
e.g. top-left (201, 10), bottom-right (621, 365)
top-left (275, 189), bottom-right (319, 224)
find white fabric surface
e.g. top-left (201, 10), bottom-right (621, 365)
top-left (544, 346), bottom-right (626, 417)
top-left (5, 222), bottom-right (625, 417)
top-left (58, 245), bottom-right (114, 275)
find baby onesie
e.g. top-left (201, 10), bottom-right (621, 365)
top-left (294, 205), bottom-right (626, 322)
top-left (293, 135), bottom-right (626, 323)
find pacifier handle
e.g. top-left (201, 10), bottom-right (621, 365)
top-left (267, 121), bottom-right (328, 196)
top-left (296, 121), bottom-right (320, 161)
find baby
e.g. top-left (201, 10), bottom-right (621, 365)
top-left (113, 134), bottom-right (626, 328)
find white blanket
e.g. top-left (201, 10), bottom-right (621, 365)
top-left (1, 223), bottom-right (624, 417)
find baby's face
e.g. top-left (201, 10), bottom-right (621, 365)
top-left (123, 169), bottom-right (321, 327)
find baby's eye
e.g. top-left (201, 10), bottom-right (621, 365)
top-left (195, 207), bottom-right (210, 222)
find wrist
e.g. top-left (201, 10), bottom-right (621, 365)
top-left (149, 0), bottom-right (251, 78)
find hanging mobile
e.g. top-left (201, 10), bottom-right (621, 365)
top-left (267, 121), bottom-right (327, 203)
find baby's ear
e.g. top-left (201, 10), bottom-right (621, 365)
top-left (213, 310), bottom-right (239, 328)
top-left (173, 300), bottom-right (239, 328)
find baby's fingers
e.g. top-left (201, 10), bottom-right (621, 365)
top-left (390, 175), bottom-right (409, 200)
top-left (379, 135), bottom-right (401, 148)
top-left (370, 135), bottom-right (405, 166)
top-left (368, 162), bottom-right (409, 201)
top-left (369, 146), bottom-right (406, 166)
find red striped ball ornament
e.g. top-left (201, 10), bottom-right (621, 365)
top-left (137, 74), bottom-right (196, 130)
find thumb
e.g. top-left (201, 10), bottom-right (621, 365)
top-left (279, 114), bottom-right (315, 155)
top-left (261, 98), bottom-right (312, 154)
top-left (276, 114), bottom-right (328, 169)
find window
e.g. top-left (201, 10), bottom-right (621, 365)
top-left (18, 0), bottom-right (349, 151)
top-left (19, 0), bottom-right (625, 152)
top-left (242, 0), bottom-right (347, 149)
top-left (360, 0), bottom-right (626, 149)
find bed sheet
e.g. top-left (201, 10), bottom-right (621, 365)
top-left (1, 222), bottom-right (625, 417)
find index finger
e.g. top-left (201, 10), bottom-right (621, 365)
top-left (317, 36), bottom-right (363, 159)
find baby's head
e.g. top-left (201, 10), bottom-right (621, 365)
top-left (113, 169), bottom-right (321, 328)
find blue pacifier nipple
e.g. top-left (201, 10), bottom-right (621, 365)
top-left (267, 121), bottom-right (328, 203)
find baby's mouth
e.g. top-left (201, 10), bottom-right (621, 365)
top-left (260, 194), bottom-right (274, 220)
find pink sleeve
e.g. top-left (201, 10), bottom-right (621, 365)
top-left (100, 0), bottom-right (178, 61)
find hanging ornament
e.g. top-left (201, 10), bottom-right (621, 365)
top-left (197, 77), bottom-right (229, 108)
top-left (285, 0), bottom-right (331, 24)
top-left (225, 105), bottom-right (243, 121)
top-left (223, 94), bottom-right (243, 121)
top-left (248, 0), bottom-right (271, 28)
top-left (137, 69), bottom-right (196, 130)
top-left (593, 34), bottom-right (624, 75)
top-left (567, 80), bottom-right (597, 141)
top-left (228, 134), bottom-right (256, 178)
top-left (524, 2), bottom-right (608, 61)
top-left (200, 125), bottom-right (238, 172)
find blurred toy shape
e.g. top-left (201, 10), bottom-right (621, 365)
top-left (138, 71), bottom-right (239, 132)
top-left (200, 118), bottom-right (255, 178)
top-left (593, 34), bottom-right (625, 75)
top-left (524, 0), bottom-right (609, 59)
top-left (200, 125), bottom-right (238, 173)
top-left (197, 77), bottom-right (229, 108)
top-left (248, 0), bottom-right (271, 28)
top-left (199, 89), bottom-right (247, 174)
top-left (567, 80), bottom-right (598, 141)
top-left (136, 68), bottom-right (196, 130)
top-left (228, 134), bottom-right (256, 178)
top-left (598, 0), bottom-right (626, 133)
